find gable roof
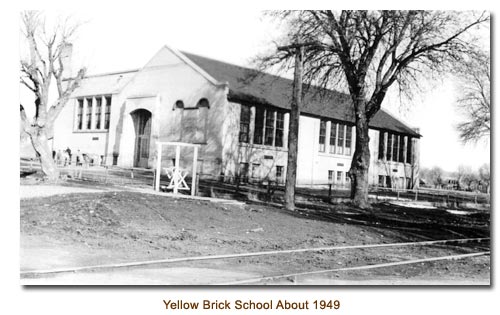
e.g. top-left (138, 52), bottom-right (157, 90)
top-left (183, 52), bottom-right (421, 138)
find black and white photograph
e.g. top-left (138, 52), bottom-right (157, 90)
top-left (18, 9), bottom-right (490, 286)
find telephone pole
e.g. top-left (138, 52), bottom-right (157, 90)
top-left (279, 43), bottom-right (304, 211)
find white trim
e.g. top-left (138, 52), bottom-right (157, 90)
top-left (163, 45), bottom-right (221, 86)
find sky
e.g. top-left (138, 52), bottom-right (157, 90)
top-left (20, 9), bottom-right (490, 173)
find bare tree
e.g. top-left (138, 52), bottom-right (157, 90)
top-left (20, 11), bottom-right (86, 180)
top-left (428, 166), bottom-right (444, 189)
top-left (457, 165), bottom-right (475, 190)
top-left (455, 51), bottom-right (490, 143)
top-left (460, 166), bottom-right (479, 191)
top-left (260, 10), bottom-right (488, 208)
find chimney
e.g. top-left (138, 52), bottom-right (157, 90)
top-left (60, 43), bottom-right (73, 79)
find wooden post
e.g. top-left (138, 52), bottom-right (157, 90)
top-left (191, 146), bottom-right (198, 196)
top-left (283, 44), bottom-right (304, 211)
top-left (155, 142), bottom-right (162, 191)
top-left (174, 145), bottom-right (181, 194)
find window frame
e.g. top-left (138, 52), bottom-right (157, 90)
top-left (319, 120), bottom-right (327, 152)
top-left (239, 104), bottom-right (251, 143)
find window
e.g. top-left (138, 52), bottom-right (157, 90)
top-left (345, 126), bottom-right (352, 155)
top-left (324, 122), bottom-right (351, 156)
top-left (386, 176), bottom-right (392, 188)
top-left (328, 170), bottom-right (334, 183)
top-left (337, 124), bottom-right (345, 155)
top-left (329, 123), bottom-right (337, 153)
top-left (406, 137), bottom-right (413, 164)
top-left (239, 162), bottom-right (249, 182)
top-left (386, 133), bottom-right (393, 161)
top-left (406, 177), bottom-right (412, 189)
top-left (246, 106), bottom-right (284, 148)
top-left (251, 163), bottom-right (260, 179)
top-left (77, 99), bottom-right (84, 130)
top-left (319, 120), bottom-right (326, 152)
top-left (175, 100), bottom-right (184, 109)
top-left (393, 134), bottom-right (399, 162)
top-left (86, 98), bottom-right (93, 129)
top-left (197, 98), bottom-right (209, 108)
top-left (95, 97), bottom-right (102, 130)
top-left (275, 112), bottom-right (284, 147)
top-left (239, 104), bottom-right (251, 143)
top-left (336, 171), bottom-right (343, 184)
top-left (104, 96), bottom-right (111, 130)
top-left (253, 107), bottom-right (265, 144)
top-left (264, 110), bottom-right (275, 146)
top-left (276, 166), bottom-right (284, 182)
top-left (345, 172), bottom-right (351, 183)
top-left (378, 131), bottom-right (385, 160)
top-left (399, 136), bottom-right (405, 163)
top-left (378, 175), bottom-right (385, 187)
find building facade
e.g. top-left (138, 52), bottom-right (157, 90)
top-left (53, 45), bottom-right (421, 189)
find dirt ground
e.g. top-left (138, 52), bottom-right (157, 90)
top-left (20, 181), bottom-right (490, 285)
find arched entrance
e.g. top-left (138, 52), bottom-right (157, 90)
top-left (131, 109), bottom-right (152, 168)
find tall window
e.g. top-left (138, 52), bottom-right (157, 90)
top-left (345, 126), bottom-right (352, 155)
top-left (325, 122), bottom-right (351, 156)
top-left (407, 137), bottom-right (413, 164)
top-left (264, 110), bottom-right (275, 146)
top-left (77, 99), bottom-right (84, 130)
top-left (239, 104), bottom-right (251, 143)
top-left (275, 112), bottom-right (284, 147)
top-left (95, 97), bottom-right (102, 130)
top-left (329, 123), bottom-right (337, 153)
top-left (387, 133), bottom-right (393, 161)
top-left (253, 107), bottom-right (265, 145)
top-left (319, 120), bottom-right (326, 152)
top-left (399, 136), bottom-right (405, 163)
top-left (337, 124), bottom-right (345, 155)
top-left (378, 131), bottom-right (385, 160)
top-left (104, 96), bottom-right (111, 130)
top-left (393, 134), bottom-right (399, 162)
top-left (86, 98), bottom-right (93, 129)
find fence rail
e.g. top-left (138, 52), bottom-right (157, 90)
top-left (20, 159), bottom-right (490, 206)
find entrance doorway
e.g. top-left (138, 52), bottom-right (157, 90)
top-left (131, 109), bottom-right (152, 168)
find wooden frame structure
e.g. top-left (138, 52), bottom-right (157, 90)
top-left (155, 141), bottom-right (200, 196)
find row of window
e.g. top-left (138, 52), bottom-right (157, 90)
top-left (239, 105), bottom-right (285, 148)
top-left (239, 162), bottom-right (285, 182)
top-left (378, 175), bottom-right (413, 189)
top-left (76, 96), bottom-right (112, 131)
top-left (378, 131), bottom-right (413, 164)
top-left (328, 170), bottom-right (351, 185)
top-left (319, 121), bottom-right (353, 155)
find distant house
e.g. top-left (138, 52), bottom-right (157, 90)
top-left (52, 45), bottom-right (421, 188)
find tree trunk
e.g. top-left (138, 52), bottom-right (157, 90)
top-left (349, 107), bottom-right (371, 209)
top-left (284, 46), bottom-right (304, 211)
top-left (28, 127), bottom-right (59, 181)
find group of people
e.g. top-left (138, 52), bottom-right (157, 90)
top-left (53, 148), bottom-right (89, 167)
